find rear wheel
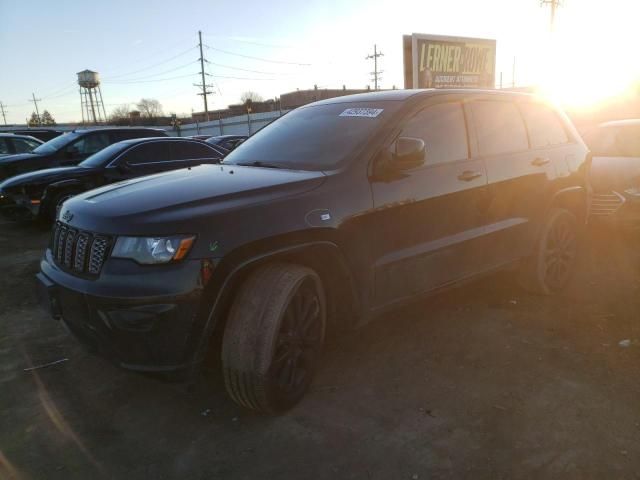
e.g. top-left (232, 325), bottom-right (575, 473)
top-left (518, 208), bottom-right (579, 294)
top-left (221, 263), bottom-right (326, 413)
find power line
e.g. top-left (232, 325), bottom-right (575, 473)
top-left (102, 60), bottom-right (199, 83)
top-left (203, 44), bottom-right (311, 66)
top-left (203, 35), bottom-right (294, 49)
top-left (102, 45), bottom-right (198, 80)
top-left (204, 59), bottom-right (296, 76)
top-left (206, 73), bottom-right (277, 81)
top-left (104, 73), bottom-right (196, 84)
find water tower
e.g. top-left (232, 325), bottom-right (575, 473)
top-left (77, 69), bottom-right (107, 124)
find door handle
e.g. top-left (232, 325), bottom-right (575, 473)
top-left (531, 157), bottom-right (550, 166)
top-left (457, 170), bottom-right (482, 182)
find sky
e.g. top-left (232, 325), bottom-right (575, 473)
top-left (0, 0), bottom-right (638, 124)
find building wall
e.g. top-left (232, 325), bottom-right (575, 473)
top-left (175, 110), bottom-right (288, 137)
top-left (280, 88), bottom-right (369, 109)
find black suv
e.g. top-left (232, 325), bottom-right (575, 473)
top-left (37, 90), bottom-right (590, 413)
top-left (0, 127), bottom-right (167, 180)
top-left (0, 137), bottom-right (226, 221)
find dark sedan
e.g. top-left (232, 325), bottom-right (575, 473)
top-left (583, 119), bottom-right (640, 225)
top-left (205, 134), bottom-right (248, 151)
top-left (0, 127), bottom-right (167, 181)
top-left (0, 137), bottom-right (226, 221)
top-left (0, 133), bottom-right (43, 156)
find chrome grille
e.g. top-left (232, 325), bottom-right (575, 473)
top-left (51, 221), bottom-right (111, 276)
top-left (590, 192), bottom-right (624, 217)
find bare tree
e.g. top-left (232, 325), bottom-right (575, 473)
top-left (136, 98), bottom-right (163, 119)
top-left (240, 91), bottom-right (263, 104)
top-left (110, 104), bottom-right (131, 122)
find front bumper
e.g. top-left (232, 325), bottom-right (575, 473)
top-left (590, 190), bottom-right (640, 227)
top-left (38, 248), bottom-right (211, 373)
top-left (0, 190), bottom-right (38, 220)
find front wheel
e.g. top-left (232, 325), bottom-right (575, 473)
top-left (221, 263), bottom-right (326, 414)
top-left (41, 190), bottom-right (78, 223)
top-left (518, 208), bottom-right (579, 295)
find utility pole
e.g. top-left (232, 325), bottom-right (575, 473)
top-left (366, 44), bottom-right (384, 90)
top-left (194, 30), bottom-right (213, 121)
top-left (540, 0), bottom-right (562, 30)
top-left (0, 102), bottom-right (7, 125)
top-left (29, 93), bottom-right (42, 125)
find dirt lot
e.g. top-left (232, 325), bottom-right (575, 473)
top-left (2, 220), bottom-right (640, 479)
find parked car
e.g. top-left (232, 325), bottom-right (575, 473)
top-left (582, 119), bottom-right (640, 225)
top-left (37, 90), bottom-right (590, 413)
top-left (188, 135), bottom-right (214, 141)
top-left (205, 134), bottom-right (248, 151)
top-left (0, 133), bottom-right (43, 156)
top-left (0, 127), bottom-right (167, 180)
top-left (5, 128), bottom-right (64, 142)
top-left (0, 137), bottom-right (226, 221)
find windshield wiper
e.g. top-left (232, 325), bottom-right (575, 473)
top-left (234, 161), bottom-right (283, 169)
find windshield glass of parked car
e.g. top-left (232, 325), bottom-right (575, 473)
top-left (79, 142), bottom-right (129, 168)
top-left (222, 101), bottom-right (400, 170)
top-left (585, 125), bottom-right (640, 157)
top-left (32, 132), bottom-right (80, 154)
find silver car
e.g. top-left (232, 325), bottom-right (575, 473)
top-left (584, 119), bottom-right (640, 225)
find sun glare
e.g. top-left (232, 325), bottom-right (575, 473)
top-left (534, 1), bottom-right (640, 110)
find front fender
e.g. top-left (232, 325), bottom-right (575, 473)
top-left (188, 239), bottom-right (358, 370)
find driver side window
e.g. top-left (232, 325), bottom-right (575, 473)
top-left (401, 102), bottom-right (469, 166)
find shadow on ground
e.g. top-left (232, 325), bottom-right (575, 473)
top-left (1, 223), bottom-right (640, 479)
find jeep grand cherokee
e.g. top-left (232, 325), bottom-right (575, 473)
top-left (36, 90), bottom-right (590, 413)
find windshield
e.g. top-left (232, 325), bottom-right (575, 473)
top-left (222, 101), bottom-right (400, 170)
top-left (32, 132), bottom-right (80, 154)
top-left (79, 142), bottom-right (129, 167)
top-left (585, 125), bottom-right (640, 157)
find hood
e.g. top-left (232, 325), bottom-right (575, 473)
top-left (590, 155), bottom-right (640, 192)
top-left (0, 166), bottom-right (94, 191)
top-left (0, 153), bottom-right (40, 165)
top-left (61, 164), bottom-right (326, 234)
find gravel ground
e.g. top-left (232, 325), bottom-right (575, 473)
top-left (1, 220), bottom-right (640, 479)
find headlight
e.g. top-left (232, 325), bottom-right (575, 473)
top-left (112, 235), bottom-right (195, 264)
top-left (624, 187), bottom-right (640, 196)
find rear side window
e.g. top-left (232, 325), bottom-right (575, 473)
top-left (0, 139), bottom-right (10, 154)
top-left (471, 101), bottom-right (528, 156)
top-left (586, 125), bottom-right (640, 157)
top-left (520, 103), bottom-right (568, 148)
top-left (170, 141), bottom-right (219, 160)
top-left (13, 138), bottom-right (39, 153)
top-left (122, 142), bottom-right (170, 165)
top-left (401, 102), bottom-right (468, 165)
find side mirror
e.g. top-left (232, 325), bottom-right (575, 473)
top-left (390, 137), bottom-right (425, 171)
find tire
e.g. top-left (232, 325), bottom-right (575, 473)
top-left (44, 190), bottom-right (77, 222)
top-left (518, 208), bottom-right (579, 295)
top-left (221, 263), bottom-right (326, 414)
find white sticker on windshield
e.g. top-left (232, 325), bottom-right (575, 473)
top-left (339, 108), bottom-right (384, 118)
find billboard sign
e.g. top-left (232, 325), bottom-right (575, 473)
top-left (403, 33), bottom-right (496, 89)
